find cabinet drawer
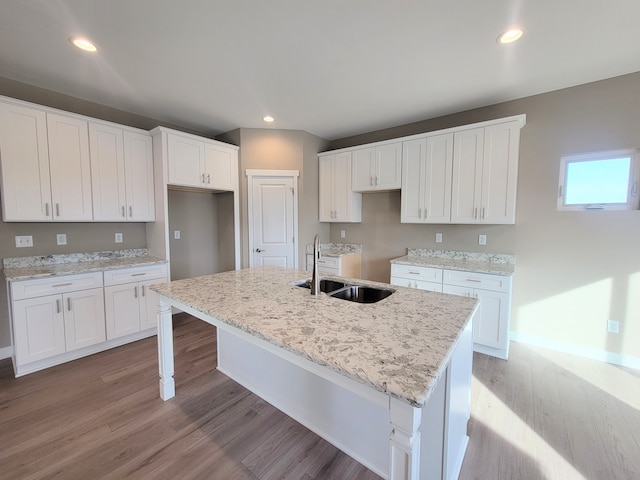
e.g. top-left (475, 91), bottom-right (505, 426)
top-left (391, 264), bottom-right (443, 283)
top-left (391, 276), bottom-right (443, 293)
top-left (442, 269), bottom-right (511, 292)
top-left (11, 272), bottom-right (104, 300)
top-left (316, 256), bottom-right (340, 268)
top-left (103, 264), bottom-right (168, 286)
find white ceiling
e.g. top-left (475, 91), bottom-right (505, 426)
top-left (1, 1), bottom-right (639, 140)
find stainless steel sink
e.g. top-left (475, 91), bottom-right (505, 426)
top-left (297, 279), bottom-right (347, 293)
top-left (329, 285), bottom-right (394, 304)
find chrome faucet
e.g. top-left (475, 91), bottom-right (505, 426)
top-left (310, 234), bottom-right (320, 295)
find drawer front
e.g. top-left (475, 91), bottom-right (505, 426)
top-left (391, 264), bottom-right (443, 283)
top-left (316, 256), bottom-right (340, 269)
top-left (11, 272), bottom-right (104, 300)
top-left (442, 269), bottom-right (511, 292)
top-left (103, 264), bottom-right (168, 286)
top-left (391, 276), bottom-right (443, 293)
top-left (318, 264), bottom-right (340, 276)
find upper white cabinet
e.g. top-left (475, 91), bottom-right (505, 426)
top-left (166, 131), bottom-right (238, 191)
top-left (319, 152), bottom-right (362, 222)
top-left (352, 142), bottom-right (402, 192)
top-left (401, 133), bottom-right (453, 224)
top-left (450, 120), bottom-right (522, 224)
top-left (0, 102), bottom-right (52, 221)
top-left (46, 113), bottom-right (93, 221)
top-left (89, 122), bottom-right (155, 221)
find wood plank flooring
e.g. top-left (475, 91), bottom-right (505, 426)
top-left (1, 314), bottom-right (639, 479)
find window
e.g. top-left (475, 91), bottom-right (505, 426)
top-left (558, 149), bottom-right (639, 211)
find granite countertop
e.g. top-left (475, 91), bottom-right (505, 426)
top-left (2, 249), bottom-right (167, 281)
top-left (151, 265), bottom-right (478, 407)
top-left (391, 249), bottom-right (516, 276)
top-left (305, 243), bottom-right (362, 257)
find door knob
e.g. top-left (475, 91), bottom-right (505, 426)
top-left (255, 248), bottom-right (265, 252)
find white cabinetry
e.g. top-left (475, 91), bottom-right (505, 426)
top-left (89, 122), bottom-right (155, 221)
top-left (46, 113), bottom-right (93, 221)
top-left (166, 132), bottom-right (238, 191)
top-left (390, 263), bottom-right (443, 292)
top-left (103, 264), bottom-right (168, 339)
top-left (401, 134), bottom-right (453, 223)
top-left (351, 142), bottom-right (402, 192)
top-left (10, 272), bottom-right (105, 370)
top-left (442, 269), bottom-right (512, 359)
top-left (0, 102), bottom-right (93, 221)
top-left (305, 253), bottom-right (362, 278)
top-left (450, 120), bottom-right (521, 224)
top-left (319, 152), bottom-right (362, 222)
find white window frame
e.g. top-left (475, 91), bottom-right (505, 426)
top-left (557, 149), bottom-right (639, 211)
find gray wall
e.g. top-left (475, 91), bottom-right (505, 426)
top-left (327, 72), bottom-right (640, 361)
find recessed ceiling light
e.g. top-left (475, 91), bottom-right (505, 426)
top-left (497, 29), bottom-right (524, 45)
top-left (69, 36), bottom-right (97, 52)
top-left (263, 115), bottom-right (275, 123)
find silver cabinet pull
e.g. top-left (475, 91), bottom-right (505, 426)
top-left (131, 272), bottom-right (146, 277)
top-left (474, 207), bottom-right (477, 219)
top-left (56, 299), bottom-right (61, 314)
top-left (202, 173), bottom-right (206, 183)
top-left (141, 285), bottom-right (145, 297)
top-left (45, 203), bottom-right (50, 217)
top-left (134, 286), bottom-right (138, 298)
top-left (53, 282), bottom-right (73, 288)
top-left (121, 206), bottom-right (126, 218)
top-left (370, 176), bottom-right (374, 186)
top-left (374, 176), bottom-right (378, 186)
top-left (129, 206), bottom-right (133, 217)
top-left (466, 279), bottom-right (482, 283)
top-left (56, 203), bottom-right (60, 217)
top-left (207, 174), bottom-right (211, 184)
top-left (482, 207), bottom-right (485, 219)
top-left (67, 297), bottom-right (72, 311)
top-left (418, 208), bottom-right (422, 219)
top-left (408, 271), bottom-right (421, 275)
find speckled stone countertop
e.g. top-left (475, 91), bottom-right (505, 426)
top-left (305, 243), bottom-right (362, 257)
top-left (391, 248), bottom-right (515, 276)
top-left (2, 249), bottom-right (167, 281)
top-left (151, 265), bottom-right (478, 407)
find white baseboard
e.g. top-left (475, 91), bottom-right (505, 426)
top-left (510, 332), bottom-right (640, 370)
top-left (0, 346), bottom-right (13, 360)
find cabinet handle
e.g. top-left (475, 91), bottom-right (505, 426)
top-left (134, 286), bottom-right (138, 298)
top-left (129, 206), bottom-right (133, 217)
top-left (141, 285), bottom-right (145, 297)
top-left (202, 173), bottom-right (206, 183)
top-left (56, 299), bottom-right (61, 314)
top-left (408, 271), bottom-right (421, 275)
top-left (370, 176), bottom-right (374, 186)
top-left (418, 208), bottom-right (421, 219)
top-left (45, 203), bottom-right (50, 217)
top-left (374, 176), bottom-right (378, 186)
top-left (131, 272), bottom-right (146, 277)
top-left (121, 206), bottom-right (126, 218)
top-left (466, 279), bottom-right (482, 283)
top-left (474, 207), bottom-right (477, 219)
top-left (207, 174), bottom-right (211, 184)
top-left (56, 203), bottom-right (60, 217)
top-left (67, 297), bottom-right (72, 311)
top-left (482, 207), bottom-right (485, 219)
top-left (53, 282), bottom-right (73, 288)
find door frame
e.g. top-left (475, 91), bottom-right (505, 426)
top-left (246, 169), bottom-right (300, 269)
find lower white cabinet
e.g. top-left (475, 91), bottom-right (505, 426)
top-left (104, 264), bottom-right (168, 340)
top-left (390, 262), bottom-right (512, 359)
top-left (305, 253), bottom-right (362, 278)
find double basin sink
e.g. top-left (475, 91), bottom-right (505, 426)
top-left (297, 279), bottom-right (394, 304)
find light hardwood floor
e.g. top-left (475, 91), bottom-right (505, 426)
top-left (1, 314), bottom-right (638, 480)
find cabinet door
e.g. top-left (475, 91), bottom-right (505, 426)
top-left (400, 139), bottom-right (425, 223)
top-left (480, 121), bottom-right (520, 224)
top-left (473, 288), bottom-right (510, 350)
top-left (204, 144), bottom-right (236, 191)
top-left (47, 113), bottom-right (93, 221)
top-left (333, 152), bottom-right (359, 222)
top-left (0, 102), bottom-right (52, 221)
top-left (139, 279), bottom-right (162, 330)
top-left (63, 288), bottom-right (106, 351)
top-left (104, 283), bottom-right (140, 339)
top-left (13, 295), bottom-right (65, 364)
top-left (423, 133), bottom-right (453, 223)
top-left (167, 133), bottom-right (204, 187)
top-left (318, 155), bottom-right (334, 222)
top-left (351, 147), bottom-right (375, 191)
top-left (375, 143), bottom-right (402, 189)
top-left (124, 131), bottom-right (155, 221)
top-left (450, 128), bottom-right (483, 223)
top-left (89, 122), bottom-right (127, 221)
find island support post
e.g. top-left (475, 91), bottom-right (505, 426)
top-left (157, 300), bottom-right (175, 400)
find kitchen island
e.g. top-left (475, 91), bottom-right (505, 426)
top-left (151, 266), bottom-right (478, 480)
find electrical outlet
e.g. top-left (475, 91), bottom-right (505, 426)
top-left (608, 320), bottom-right (620, 334)
top-left (174, 230), bottom-right (181, 240)
top-left (340, 230), bottom-right (346, 239)
top-left (56, 234), bottom-right (67, 246)
top-left (479, 234), bottom-right (487, 246)
top-left (115, 232), bottom-right (123, 244)
top-left (15, 235), bottom-right (33, 248)
top-left (435, 233), bottom-right (443, 243)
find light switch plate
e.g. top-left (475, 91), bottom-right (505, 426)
top-left (15, 235), bottom-right (33, 248)
top-left (340, 230), bottom-right (346, 239)
top-left (115, 232), bottom-right (123, 243)
top-left (56, 234), bottom-right (67, 246)
top-left (174, 230), bottom-right (181, 240)
top-left (435, 233), bottom-right (443, 243)
top-left (479, 234), bottom-right (487, 246)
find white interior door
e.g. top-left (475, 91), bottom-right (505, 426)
top-left (248, 171), bottom-right (298, 268)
